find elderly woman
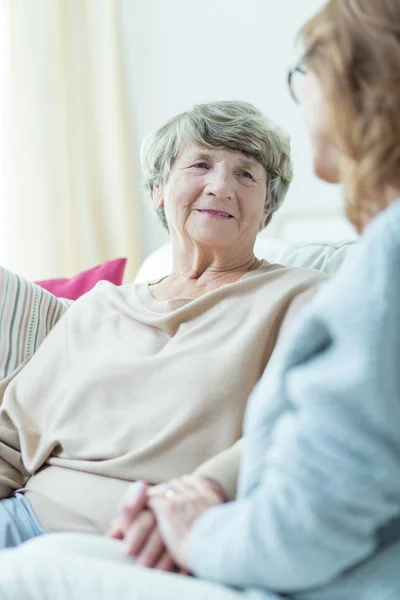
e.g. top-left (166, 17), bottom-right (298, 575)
top-left (1, 0), bottom-right (399, 598)
top-left (0, 100), bottom-right (325, 550)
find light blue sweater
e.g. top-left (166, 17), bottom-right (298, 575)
top-left (189, 197), bottom-right (400, 600)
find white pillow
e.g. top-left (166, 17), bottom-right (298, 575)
top-left (0, 266), bottom-right (72, 379)
top-left (254, 238), bottom-right (355, 275)
top-left (134, 239), bottom-right (356, 283)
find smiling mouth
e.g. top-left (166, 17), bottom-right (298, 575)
top-left (196, 209), bottom-right (233, 219)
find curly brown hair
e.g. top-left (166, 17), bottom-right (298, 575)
top-left (298, 0), bottom-right (400, 232)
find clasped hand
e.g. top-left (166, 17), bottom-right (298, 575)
top-left (108, 475), bottom-right (226, 573)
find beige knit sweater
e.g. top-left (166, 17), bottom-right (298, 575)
top-left (0, 261), bottom-right (326, 535)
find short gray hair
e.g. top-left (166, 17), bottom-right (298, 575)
top-left (141, 101), bottom-right (293, 230)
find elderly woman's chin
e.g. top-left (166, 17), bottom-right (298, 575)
top-left (186, 219), bottom-right (239, 248)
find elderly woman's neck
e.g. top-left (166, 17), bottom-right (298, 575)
top-left (172, 252), bottom-right (260, 281)
top-left (150, 244), bottom-right (262, 301)
top-left (174, 238), bottom-right (260, 276)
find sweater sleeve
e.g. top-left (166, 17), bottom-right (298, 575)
top-left (193, 439), bottom-right (243, 500)
top-left (188, 218), bottom-right (400, 592)
top-left (0, 363), bottom-right (30, 497)
top-left (193, 279), bottom-right (326, 501)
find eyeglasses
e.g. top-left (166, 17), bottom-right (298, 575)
top-left (287, 64), bottom-right (307, 104)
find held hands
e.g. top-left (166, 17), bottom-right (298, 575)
top-left (108, 481), bottom-right (175, 572)
top-left (108, 476), bottom-right (226, 572)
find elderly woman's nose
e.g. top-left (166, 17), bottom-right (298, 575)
top-left (206, 168), bottom-right (234, 198)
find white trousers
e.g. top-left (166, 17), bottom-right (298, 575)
top-left (0, 533), bottom-right (245, 600)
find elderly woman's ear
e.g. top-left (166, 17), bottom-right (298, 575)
top-left (153, 185), bottom-right (164, 211)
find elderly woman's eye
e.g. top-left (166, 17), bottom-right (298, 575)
top-left (193, 162), bottom-right (209, 169)
top-left (241, 170), bottom-right (254, 180)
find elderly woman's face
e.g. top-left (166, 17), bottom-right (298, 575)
top-left (155, 142), bottom-right (268, 248)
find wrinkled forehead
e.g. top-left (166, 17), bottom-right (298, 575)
top-left (174, 141), bottom-right (265, 172)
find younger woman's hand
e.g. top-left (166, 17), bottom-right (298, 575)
top-left (108, 481), bottom-right (176, 571)
top-left (148, 475), bottom-right (225, 571)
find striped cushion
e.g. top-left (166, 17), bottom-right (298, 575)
top-left (0, 266), bottom-right (72, 380)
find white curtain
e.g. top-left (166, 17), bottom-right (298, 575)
top-left (0, 0), bottom-right (141, 281)
top-left (0, 2), bottom-right (12, 266)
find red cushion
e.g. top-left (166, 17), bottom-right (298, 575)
top-left (35, 258), bottom-right (127, 300)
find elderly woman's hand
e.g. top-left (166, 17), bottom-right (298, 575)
top-left (108, 476), bottom-right (226, 572)
top-left (108, 481), bottom-right (176, 571)
top-left (148, 475), bottom-right (226, 571)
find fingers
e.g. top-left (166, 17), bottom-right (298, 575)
top-left (148, 493), bottom-right (171, 515)
top-left (123, 510), bottom-right (177, 571)
top-left (148, 477), bottom-right (189, 498)
top-left (155, 552), bottom-right (176, 572)
top-left (149, 476), bottom-right (224, 504)
top-left (107, 476), bottom-right (222, 575)
top-left (124, 509), bottom-right (156, 556)
top-left (148, 495), bottom-right (191, 570)
top-left (110, 476), bottom-right (224, 546)
top-left (107, 481), bottom-right (149, 539)
top-left (135, 527), bottom-right (165, 568)
top-left (120, 481), bottom-right (148, 515)
top-left (107, 522), bottom-right (125, 540)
